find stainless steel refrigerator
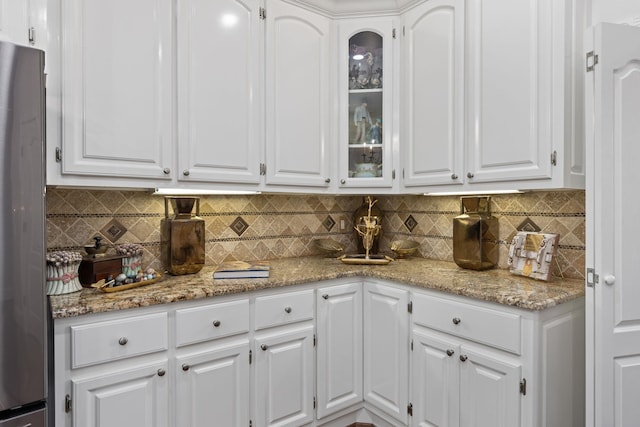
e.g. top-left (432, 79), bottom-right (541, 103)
top-left (0, 41), bottom-right (47, 427)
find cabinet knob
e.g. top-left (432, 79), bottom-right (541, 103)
top-left (340, 179), bottom-right (346, 184)
top-left (183, 170), bottom-right (190, 176)
top-left (451, 173), bottom-right (458, 180)
top-left (604, 275), bottom-right (616, 285)
top-left (162, 168), bottom-right (171, 175)
top-left (182, 364), bottom-right (190, 371)
top-left (261, 344), bottom-right (268, 351)
top-left (452, 317), bottom-right (461, 325)
top-left (157, 368), bottom-right (166, 376)
top-left (212, 320), bottom-right (221, 327)
top-left (284, 307), bottom-right (292, 314)
top-left (466, 172), bottom-right (474, 179)
top-left (322, 294), bottom-right (329, 300)
top-left (446, 349), bottom-right (455, 357)
top-left (325, 178), bottom-right (331, 184)
top-left (118, 337), bottom-right (128, 346)
top-left (459, 355), bottom-right (468, 362)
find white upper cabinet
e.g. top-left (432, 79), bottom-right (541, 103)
top-left (177, 0), bottom-right (262, 185)
top-left (402, 0), bottom-right (465, 188)
top-left (338, 18), bottom-right (397, 191)
top-left (0, 0), bottom-right (46, 48)
top-left (264, 0), bottom-right (332, 188)
top-left (58, 0), bottom-right (173, 182)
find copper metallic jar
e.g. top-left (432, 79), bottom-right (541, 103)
top-left (452, 196), bottom-right (498, 270)
top-left (161, 197), bottom-right (205, 275)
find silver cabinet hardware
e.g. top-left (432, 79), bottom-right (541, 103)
top-left (28, 27), bottom-right (35, 44)
top-left (451, 173), bottom-right (458, 180)
top-left (118, 337), bottom-right (128, 346)
top-left (446, 349), bottom-right (454, 357)
top-left (183, 170), bottom-right (190, 176)
top-left (284, 307), bottom-right (292, 314)
top-left (466, 172), bottom-right (474, 179)
top-left (261, 344), bottom-right (268, 351)
top-left (163, 168), bottom-right (170, 174)
top-left (452, 317), bottom-right (461, 325)
top-left (340, 179), bottom-right (346, 184)
top-left (157, 368), bottom-right (166, 376)
top-left (182, 364), bottom-right (190, 371)
top-left (459, 355), bottom-right (468, 362)
top-left (322, 294), bottom-right (329, 300)
top-left (325, 178), bottom-right (330, 183)
top-left (212, 320), bottom-right (221, 327)
top-left (604, 275), bottom-right (616, 286)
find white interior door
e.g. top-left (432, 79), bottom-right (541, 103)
top-left (586, 22), bottom-right (640, 427)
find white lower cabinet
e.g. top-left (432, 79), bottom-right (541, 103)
top-left (54, 278), bottom-right (583, 427)
top-left (316, 282), bottom-right (363, 419)
top-left (363, 280), bottom-right (410, 425)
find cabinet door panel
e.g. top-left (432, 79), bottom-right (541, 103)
top-left (412, 327), bottom-right (460, 427)
top-left (403, 0), bottom-right (464, 187)
top-left (316, 283), bottom-right (363, 418)
top-left (254, 325), bottom-right (314, 427)
top-left (73, 362), bottom-right (169, 427)
top-left (177, 0), bottom-right (261, 183)
top-left (466, 0), bottom-right (561, 183)
top-left (265, 0), bottom-right (331, 187)
top-left (363, 282), bottom-right (409, 424)
top-left (459, 346), bottom-right (521, 427)
top-left (61, 0), bottom-right (172, 179)
top-left (175, 340), bottom-right (250, 427)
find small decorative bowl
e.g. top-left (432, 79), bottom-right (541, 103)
top-left (390, 240), bottom-right (420, 258)
top-left (314, 239), bottom-right (344, 257)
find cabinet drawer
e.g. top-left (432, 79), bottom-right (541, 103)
top-left (175, 299), bottom-right (250, 347)
top-left (71, 313), bottom-right (168, 368)
top-left (412, 293), bottom-right (521, 354)
top-left (255, 289), bottom-right (314, 330)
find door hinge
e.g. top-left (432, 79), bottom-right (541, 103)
top-left (65, 394), bottom-right (72, 413)
top-left (259, 7), bottom-right (266, 20)
top-left (408, 301), bottom-right (413, 313)
top-left (260, 162), bottom-right (266, 175)
top-left (550, 150), bottom-right (557, 166)
top-left (249, 420), bottom-right (252, 427)
top-left (313, 396), bottom-right (316, 409)
top-left (410, 339), bottom-right (413, 351)
top-left (392, 169), bottom-right (396, 180)
top-left (392, 28), bottom-right (397, 39)
top-left (28, 27), bottom-right (36, 45)
top-left (407, 402), bottom-right (413, 416)
top-left (403, 26), bottom-right (405, 37)
top-left (520, 378), bottom-right (527, 396)
top-left (249, 350), bottom-right (252, 364)
top-left (587, 268), bottom-right (599, 288)
top-left (55, 147), bottom-right (62, 162)
top-left (586, 51), bottom-right (599, 72)
top-left (313, 334), bottom-right (316, 347)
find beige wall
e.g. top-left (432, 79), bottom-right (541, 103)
top-left (46, 189), bottom-right (585, 280)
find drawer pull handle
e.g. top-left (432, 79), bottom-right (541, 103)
top-left (452, 317), bottom-right (461, 325)
top-left (118, 337), bottom-right (128, 346)
top-left (212, 320), bottom-right (221, 327)
top-left (322, 294), bottom-right (329, 300)
top-left (284, 307), bottom-right (292, 314)
top-left (182, 364), bottom-right (190, 371)
top-left (459, 355), bottom-right (468, 362)
top-left (446, 349), bottom-right (454, 357)
top-left (157, 368), bottom-right (166, 376)
top-left (261, 344), bottom-right (268, 351)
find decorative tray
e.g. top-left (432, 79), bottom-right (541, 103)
top-left (94, 274), bottom-right (163, 293)
top-left (339, 254), bottom-right (393, 265)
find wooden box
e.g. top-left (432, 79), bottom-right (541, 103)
top-left (78, 254), bottom-right (125, 286)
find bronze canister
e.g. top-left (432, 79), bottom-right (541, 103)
top-left (161, 197), bottom-right (205, 275)
top-left (453, 196), bottom-right (498, 270)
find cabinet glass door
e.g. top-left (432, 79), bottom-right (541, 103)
top-left (348, 31), bottom-right (384, 180)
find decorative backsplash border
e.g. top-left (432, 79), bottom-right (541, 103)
top-left (46, 189), bottom-right (585, 280)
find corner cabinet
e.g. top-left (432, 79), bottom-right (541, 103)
top-left (338, 18), bottom-right (398, 191)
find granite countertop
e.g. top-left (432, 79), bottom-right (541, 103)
top-left (49, 256), bottom-right (585, 319)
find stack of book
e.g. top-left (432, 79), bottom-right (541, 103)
top-left (213, 260), bottom-right (270, 279)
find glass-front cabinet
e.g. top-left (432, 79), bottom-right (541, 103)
top-left (339, 20), bottom-right (395, 189)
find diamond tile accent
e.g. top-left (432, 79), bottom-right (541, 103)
top-left (100, 219), bottom-right (127, 242)
top-left (404, 215), bottom-right (418, 232)
top-left (516, 218), bottom-right (541, 232)
top-left (322, 215), bottom-right (336, 231)
top-left (230, 216), bottom-right (249, 236)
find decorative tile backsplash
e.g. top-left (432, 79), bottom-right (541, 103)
top-left (46, 189), bottom-right (586, 279)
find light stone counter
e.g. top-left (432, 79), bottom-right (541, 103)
top-left (49, 256), bottom-right (585, 319)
